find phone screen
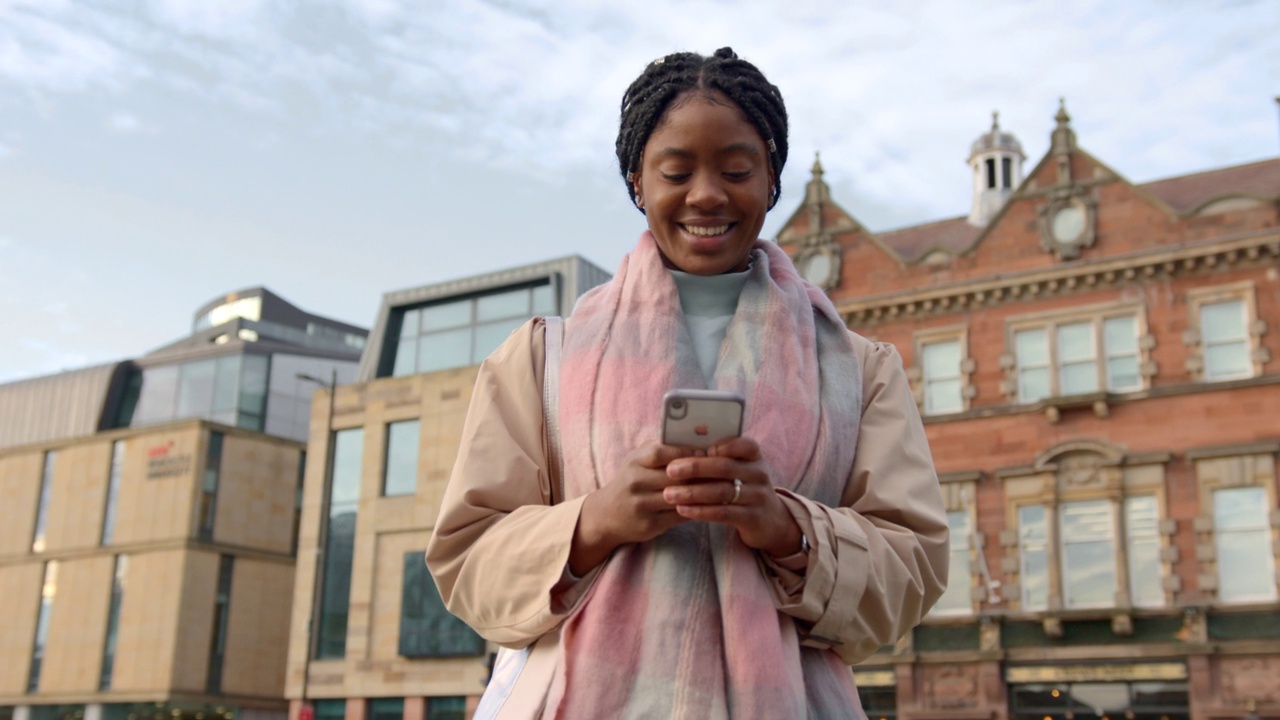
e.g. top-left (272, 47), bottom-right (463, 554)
top-left (661, 389), bottom-right (745, 449)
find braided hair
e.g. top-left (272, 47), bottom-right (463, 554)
top-left (616, 47), bottom-right (789, 211)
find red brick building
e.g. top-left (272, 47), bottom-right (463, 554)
top-left (778, 103), bottom-right (1280, 720)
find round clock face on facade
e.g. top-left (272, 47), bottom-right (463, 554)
top-left (802, 252), bottom-right (833, 285)
top-left (1051, 204), bottom-right (1087, 244)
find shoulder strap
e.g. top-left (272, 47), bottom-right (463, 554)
top-left (542, 316), bottom-right (565, 505)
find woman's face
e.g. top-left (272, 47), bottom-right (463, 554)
top-left (635, 91), bottom-right (772, 275)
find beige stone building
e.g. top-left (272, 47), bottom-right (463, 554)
top-left (0, 288), bottom-right (364, 720)
top-left (283, 257), bottom-right (610, 720)
top-left (0, 420), bottom-right (303, 720)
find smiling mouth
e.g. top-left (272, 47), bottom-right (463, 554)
top-left (682, 224), bottom-right (731, 237)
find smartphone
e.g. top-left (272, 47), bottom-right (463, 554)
top-left (661, 389), bottom-right (746, 450)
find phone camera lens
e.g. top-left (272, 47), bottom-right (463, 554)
top-left (672, 400), bottom-right (684, 410)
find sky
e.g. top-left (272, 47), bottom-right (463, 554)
top-left (1, 0), bottom-right (1277, 384)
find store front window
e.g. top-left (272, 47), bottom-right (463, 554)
top-left (1010, 681), bottom-right (1188, 720)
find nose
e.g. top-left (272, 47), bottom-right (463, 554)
top-left (685, 171), bottom-right (728, 210)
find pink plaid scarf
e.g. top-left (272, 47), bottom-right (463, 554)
top-left (549, 232), bottom-right (866, 718)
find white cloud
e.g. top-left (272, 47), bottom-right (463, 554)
top-left (109, 111), bottom-right (140, 132)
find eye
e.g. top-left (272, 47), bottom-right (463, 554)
top-left (661, 172), bottom-right (690, 182)
top-left (723, 170), bottom-right (752, 181)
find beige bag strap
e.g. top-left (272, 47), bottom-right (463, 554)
top-left (542, 316), bottom-right (565, 504)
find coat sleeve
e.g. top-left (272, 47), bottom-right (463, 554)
top-left (764, 337), bottom-right (949, 664)
top-left (425, 319), bottom-right (597, 648)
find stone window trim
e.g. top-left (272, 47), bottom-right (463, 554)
top-left (1000, 299), bottom-right (1155, 404)
top-left (907, 324), bottom-right (975, 416)
top-left (997, 440), bottom-right (1173, 636)
top-left (1188, 445), bottom-right (1280, 605)
top-left (1182, 281), bottom-right (1270, 382)
top-left (927, 478), bottom-right (984, 619)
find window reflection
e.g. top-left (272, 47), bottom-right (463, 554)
top-left (389, 282), bottom-right (555, 377)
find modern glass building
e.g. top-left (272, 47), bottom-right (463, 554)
top-left (285, 256), bottom-right (610, 720)
top-left (0, 288), bottom-right (368, 720)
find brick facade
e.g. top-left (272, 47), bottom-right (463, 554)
top-left (779, 105), bottom-right (1280, 719)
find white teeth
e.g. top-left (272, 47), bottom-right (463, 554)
top-left (684, 224), bottom-right (729, 237)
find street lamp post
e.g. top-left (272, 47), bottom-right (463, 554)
top-left (295, 369), bottom-right (337, 720)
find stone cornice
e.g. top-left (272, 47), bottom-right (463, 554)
top-left (838, 227), bottom-right (1280, 326)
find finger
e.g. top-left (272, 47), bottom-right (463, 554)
top-left (707, 436), bottom-right (761, 461)
top-left (634, 442), bottom-right (700, 469)
top-left (663, 479), bottom-right (749, 507)
top-left (667, 455), bottom-right (761, 484)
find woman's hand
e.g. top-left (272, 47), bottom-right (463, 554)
top-left (661, 437), bottom-right (805, 558)
top-left (569, 442), bottom-right (695, 575)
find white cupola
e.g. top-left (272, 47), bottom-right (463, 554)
top-left (967, 111), bottom-right (1026, 226)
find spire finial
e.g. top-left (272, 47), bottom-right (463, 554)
top-left (811, 151), bottom-right (824, 178)
top-left (991, 110), bottom-right (1000, 133)
top-left (1055, 97), bottom-right (1070, 127)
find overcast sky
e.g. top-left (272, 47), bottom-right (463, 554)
top-left (1, 0), bottom-right (1277, 383)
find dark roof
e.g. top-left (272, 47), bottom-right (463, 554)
top-left (871, 157), bottom-right (1278, 262)
top-left (1138, 157), bottom-right (1280, 213)
top-left (878, 215), bottom-right (982, 262)
top-left (0, 362), bottom-right (125, 451)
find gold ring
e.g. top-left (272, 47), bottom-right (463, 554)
top-left (729, 478), bottom-right (743, 504)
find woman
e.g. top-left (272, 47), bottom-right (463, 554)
top-left (427, 47), bottom-right (948, 718)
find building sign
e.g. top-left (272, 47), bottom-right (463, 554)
top-left (853, 670), bottom-right (896, 687)
top-left (1006, 662), bottom-right (1186, 683)
top-left (147, 440), bottom-right (193, 480)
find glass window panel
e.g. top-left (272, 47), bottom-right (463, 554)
top-left (176, 359), bottom-right (218, 418)
top-left (393, 337), bottom-right (417, 377)
top-left (531, 283), bottom-right (555, 315)
top-left (1131, 682), bottom-right (1190, 707)
top-left (239, 354), bottom-right (269, 417)
top-left (1204, 341), bottom-right (1251, 379)
top-left (383, 420), bottom-right (420, 497)
top-left (418, 328), bottom-right (472, 373)
top-left (1019, 367), bottom-right (1050, 403)
top-left (101, 442), bottom-right (125, 545)
top-left (476, 287), bottom-right (530, 321)
top-left (1056, 322), bottom-right (1095, 363)
top-left (421, 300), bottom-right (471, 331)
top-left (317, 507), bottom-right (357, 658)
top-left (1200, 300), bottom-right (1246, 343)
top-left (212, 355), bottom-right (241, 414)
top-left (1126, 496), bottom-right (1163, 607)
top-left (923, 340), bottom-right (960, 378)
top-left (400, 308), bottom-right (422, 338)
top-left (426, 697), bottom-right (467, 720)
top-left (1216, 529), bottom-right (1275, 601)
top-left (1214, 486), bottom-right (1268, 530)
top-left (313, 700), bottom-right (346, 720)
top-left (1062, 540), bottom-right (1117, 608)
top-left (1070, 683), bottom-right (1129, 714)
top-left (933, 510), bottom-right (972, 614)
top-left (133, 365), bottom-right (179, 425)
top-left (1019, 505), bottom-right (1049, 610)
top-left (368, 698), bottom-right (403, 720)
top-left (400, 551), bottom-right (485, 657)
top-left (1061, 500), bottom-right (1116, 609)
top-left (1107, 356), bottom-right (1141, 391)
top-left (1214, 487), bottom-right (1275, 602)
top-left (330, 428), bottom-right (365, 507)
top-left (926, 378), bottom-right (963, 414)
top-left (1015, 328), bottom-right (1049, 366)
top-left (1059, 361), bottom-right (1099, 395)
top-left (472, 317), bottom-right (528, 363)
top-left (1104, 316), bottom-right (1137, 354)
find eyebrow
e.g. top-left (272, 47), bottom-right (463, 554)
top-left (649, 143), bottom-right (763, 161)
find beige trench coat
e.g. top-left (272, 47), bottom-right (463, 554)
top-left (426, 319), bottom-right (949, 665)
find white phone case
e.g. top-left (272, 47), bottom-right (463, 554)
top-left (661, 389), bottom-right (746, 449)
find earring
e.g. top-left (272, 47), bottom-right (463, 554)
top-left (635, 195), bottom-right (644, 209)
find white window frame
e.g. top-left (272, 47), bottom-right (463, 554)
top-left (1186, 284), bottom-right (1261, 382)
top-left (1212, 485), bottom-right (1278, 603)
top-left (1008, 303), bottom-right (1147, 403)
top-left (912, 326), bottom-right (971, 416)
